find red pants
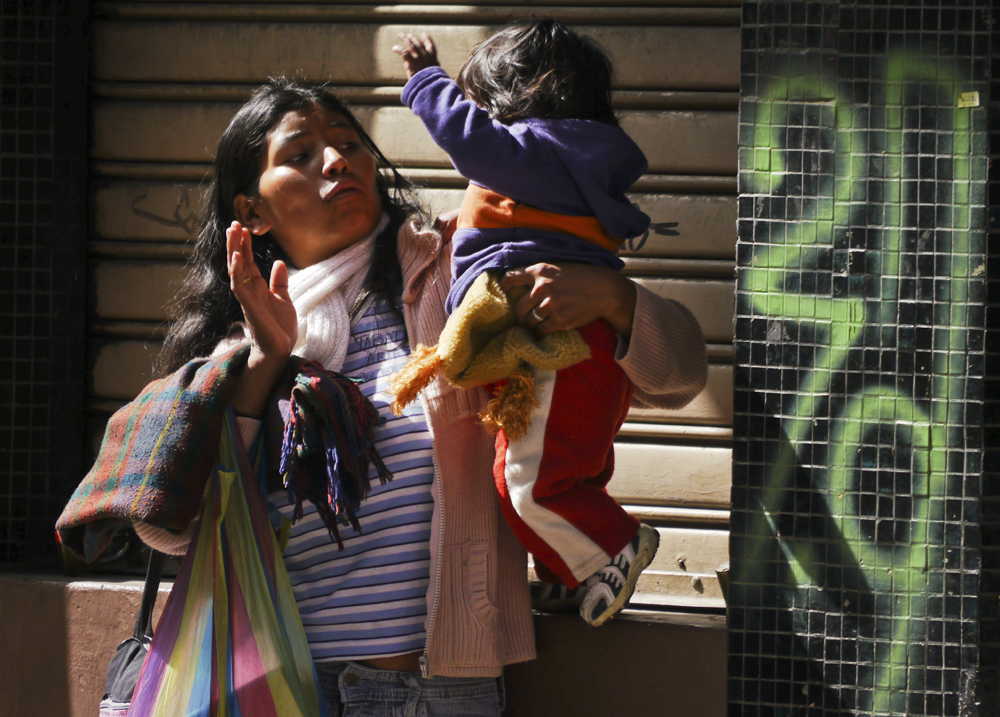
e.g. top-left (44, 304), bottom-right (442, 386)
top-left (491, 321), bottom-right (639, 589)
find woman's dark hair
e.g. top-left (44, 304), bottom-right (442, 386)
top-left (155, 78), bottom-right (423, 377)
top-left (456, 19), bottom-right (618, 127)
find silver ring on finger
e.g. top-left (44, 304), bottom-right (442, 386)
top-left (530, 308), bottom-right (544, 323)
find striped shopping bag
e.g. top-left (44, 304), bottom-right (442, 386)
top-left (126, 409), bottom-right (327, 717)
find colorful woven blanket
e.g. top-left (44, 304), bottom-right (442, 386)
top-left (57, 346), bottom-right (250, 562)
top-left (57, 345), bottom-right (391, 562)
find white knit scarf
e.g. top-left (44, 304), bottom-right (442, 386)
top-left (286, 213), bottom-right (389, 371)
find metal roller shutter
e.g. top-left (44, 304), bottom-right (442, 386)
top-left (88, 0), bottom-right (740, 609)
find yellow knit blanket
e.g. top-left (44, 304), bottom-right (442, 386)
top-left (388, 271), bottom-right (591, 439)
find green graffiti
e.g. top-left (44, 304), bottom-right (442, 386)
top-left (739, 51), bottom-right (984, 715)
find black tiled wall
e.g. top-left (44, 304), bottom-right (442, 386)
top-left (0, 0), bottom-right (88, 566)
top-left (978, 0), bottom-right (1000, 709)
top-left (732, 1), bottom-right (994, 715)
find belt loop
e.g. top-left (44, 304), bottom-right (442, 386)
top-left (401, 671), bottom-right (422, 717)
top-left (497, 673), bottom-right (506, 713)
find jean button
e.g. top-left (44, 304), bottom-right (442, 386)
top-left (344, 673), bottom-right (358, 686)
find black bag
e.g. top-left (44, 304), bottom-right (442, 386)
top-left (98, 551), bottom-right (165, 717)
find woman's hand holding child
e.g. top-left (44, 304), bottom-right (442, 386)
top-left (502, 263), bottom-right (638, 338)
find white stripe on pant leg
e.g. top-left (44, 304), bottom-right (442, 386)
top-left (504, 366), bottom-right (609, 583)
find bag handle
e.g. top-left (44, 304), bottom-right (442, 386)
top-left (134, 550), bottom-right (165, 641)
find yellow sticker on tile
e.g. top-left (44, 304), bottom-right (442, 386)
top-left (958, 92), bottom-right (980, 108)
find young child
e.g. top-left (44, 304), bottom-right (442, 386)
top-left (391, 19), bottom-right (658, 627)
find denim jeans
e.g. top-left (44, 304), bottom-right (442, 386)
top-left (315, 661), bottom-right (504, 717)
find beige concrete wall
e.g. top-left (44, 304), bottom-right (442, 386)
top-left (0, 575), bottom-right (169, 717)
top-left (506, 610), bottom-right (727, 716)
top-left (0, 576), bottom-right (726, 717)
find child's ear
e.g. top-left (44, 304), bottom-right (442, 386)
top-left (233, 194), bottom-right (272, 236)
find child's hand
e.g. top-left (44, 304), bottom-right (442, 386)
top-left (393, 32), bottom-right (439, 79)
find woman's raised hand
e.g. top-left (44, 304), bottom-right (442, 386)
top-left (501, 263), bottom-right (638, 338)
top-left (226, 220), bottom-right (297, 361)
top-left (393, 32), bottom-right (439, 79)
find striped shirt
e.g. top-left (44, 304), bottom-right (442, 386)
top-left (268, 295), bottom-right (434, 662)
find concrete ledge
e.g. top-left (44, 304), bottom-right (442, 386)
top-left (0, 574), bottom-right (726, 717)
top-left (0, 573), bottom-right (171, 717)
top-left (507, 609), bottom-right (727, 716)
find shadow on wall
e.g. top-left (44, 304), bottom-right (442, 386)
top-left (0, 577), bottom-right (168, 717)
top-left (0, 578), bottom-right (73, 717)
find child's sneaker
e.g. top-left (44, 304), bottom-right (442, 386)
top-left (579, 524), bottom-right (660, 627)
top-left (529, 579), bottom-right (588, 612)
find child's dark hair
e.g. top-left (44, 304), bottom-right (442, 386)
top-left (456, 19), bottom-right (618, 127)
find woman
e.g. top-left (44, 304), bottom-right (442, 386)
top-left (141, 78), bottom-right (708, 715)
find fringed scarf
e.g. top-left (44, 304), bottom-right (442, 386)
top-left (272, 360), bottom-right (391, 550)
top-left (276, 212), bottom-right (393, 547)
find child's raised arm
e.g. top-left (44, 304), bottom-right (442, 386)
top-left (393, 32), bottom-right (439, 79)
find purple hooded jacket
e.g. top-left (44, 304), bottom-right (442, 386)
top-left (401, 66), bottom-right (650, 312)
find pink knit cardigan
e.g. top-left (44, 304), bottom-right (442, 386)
top-left (138, 216), bottom-right (708, 678)
top-left (396, 216), bottom-right (707, 676)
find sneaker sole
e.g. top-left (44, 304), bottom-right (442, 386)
top-left (586, 524), bottom-right (660, 627)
